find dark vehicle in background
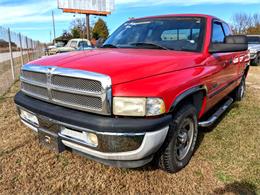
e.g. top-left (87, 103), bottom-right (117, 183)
top-left (247, 35), bottom-right (260, 65)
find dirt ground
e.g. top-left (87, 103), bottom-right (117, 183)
top-left (0, 67), bottom-right (259, 194)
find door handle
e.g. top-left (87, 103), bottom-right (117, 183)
top-left (223, 59), bottom-right (233, 67)
top-left (233, 57), bottom-right (239, 64)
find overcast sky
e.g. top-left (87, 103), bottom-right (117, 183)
top-left (0, 0), bottom-right (260, 42)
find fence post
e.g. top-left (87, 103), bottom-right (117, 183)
top-left (7, 28), bottom-right (15, 80)
top-left (19, 33), bottom-right (24, 66)
top-left (31, 39), bottom-right (34, 60)
top-left (25, 37), bottom-right (30, 62)
top-left (36, 41), bottom-right (39, 58)
top-left (38, 41), bottom-right (41, 58)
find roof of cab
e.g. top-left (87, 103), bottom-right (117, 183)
top-left (131, 13), bottom-right (220, 21)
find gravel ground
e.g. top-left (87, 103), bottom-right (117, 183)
top-left (0, 67), bottom-right (259, 194)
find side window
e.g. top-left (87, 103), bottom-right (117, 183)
top-left (161, 29), bottom-right (201, 41)
top-left (79, 41), bottom-right (90, 48)
top-left (178, 29), bottom-right (189, 40)
top-left (212, 22), bottom-right (225, 43)
top-left (161, 30), bottom-right (177, 40)
top-left (70, 41), bottom-right (77, 48)
top-left (222, 23), bottom-right (232, 36)
top-left (192, 29), bottom-right (201, 40)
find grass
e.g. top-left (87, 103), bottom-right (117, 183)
top-left (204, 69), bottom-right (260, 193)
top-left (215, 171), bottom-right (234, 183)
top-left (0, 67), bottom-right (259, 194)
top-left (197, 76), bottom-right (260, 192)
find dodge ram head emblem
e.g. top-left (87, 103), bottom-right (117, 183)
top-left (47, 67), bottom-right (55, 75)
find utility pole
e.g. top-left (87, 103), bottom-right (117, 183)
top-left (50, 31), bottom-right (52, 43)
top-left (86, 14), bottom-right (90, 40)
top-left (52, 10), bottom-right (56, 44)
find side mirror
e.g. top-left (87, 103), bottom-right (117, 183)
top-left (209, 35), bottom-right (248, 53)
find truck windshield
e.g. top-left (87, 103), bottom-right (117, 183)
top-left (103, 17), bottom-right (206, 52)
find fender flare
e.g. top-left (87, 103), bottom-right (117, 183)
top-left (169, 85), bottom-right (208, 113)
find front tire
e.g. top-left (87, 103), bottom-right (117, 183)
top-left (158, 104), bottom-right (198, 173)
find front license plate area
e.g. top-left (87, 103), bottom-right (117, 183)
top-left (38, 128), bottom-right (65, 153)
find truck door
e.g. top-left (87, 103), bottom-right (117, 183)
top-left (210, 21), bottom-right (237, 93)
top-left (205, 21), bottom-right (238, 110)
top-left (222, 22), bottom-right (243, 79)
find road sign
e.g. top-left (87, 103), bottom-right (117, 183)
top-left (57, 0), bottom-right (115, 16)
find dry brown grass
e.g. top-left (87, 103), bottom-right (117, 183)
top-left (0, 67), bottom-right (259, 194)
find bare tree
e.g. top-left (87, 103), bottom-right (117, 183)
top-left (70, 18), bottom-right (87, 38)
top-left (252, 13), bottom-right (260, 26)
top-left (231, 13), bottom-right (260, 35)
top-left (232, 13), bottom-right (251, 34)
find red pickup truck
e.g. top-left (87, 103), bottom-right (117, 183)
top-left (14, 14), bottom-right (249, 173)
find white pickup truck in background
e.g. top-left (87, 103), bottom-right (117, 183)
top-left (247, 35), bottom-right (260, 65)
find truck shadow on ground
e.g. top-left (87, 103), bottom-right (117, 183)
top-left (213, 180), bottom-right (259, 195)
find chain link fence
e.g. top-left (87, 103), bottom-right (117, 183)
top-left (0, 26), bottom-right (44, 96)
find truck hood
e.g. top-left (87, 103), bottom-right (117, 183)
top-left (248, 44), bottom-right (260, 51)
top-left (31, 49), bottom-right (204, 85)
top-left (51, 47), bottom-right (75, 52)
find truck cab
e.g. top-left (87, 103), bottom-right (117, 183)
top-left (14, 14), bottom-right (249, 173)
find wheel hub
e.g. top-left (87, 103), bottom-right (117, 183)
top-left (178, 132), bottom-right (188, 144)
top-left (176, 118), bottom-right (195, 161)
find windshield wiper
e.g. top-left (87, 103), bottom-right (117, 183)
top-left (101, 44), bottom-right (118, 48)
top-left (130, 42), bottom-right (170, 50)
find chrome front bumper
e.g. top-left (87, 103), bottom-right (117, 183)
top-left (61, 127), bottom-right (169, 161)
top-left (18, 106), bottom-right (169, 162)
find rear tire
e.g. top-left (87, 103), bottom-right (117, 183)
top-left (158, 104), bottom-right (198, 173)
top-left (251, 53), bottom-right (260, 66)
top-left (232, 76), bottom-right (246, 101)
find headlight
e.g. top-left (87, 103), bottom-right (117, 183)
top-left (146, 98), bottom-right (166, 116)
top-left (113, 97), bottom-right (165, 116)
top-left (20, 109), bottom-right (39, 126)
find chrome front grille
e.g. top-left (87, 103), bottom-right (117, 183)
top-left (51, 75), bottom-right (102, 93)
top-left (21, 70), bottom-right (47, 84)
top-left (51, 90), bottom-right (103, 110)
top-left (20, 64), bottom-right (112, 115)
top-left (21, 82), bottom-right (49, 99)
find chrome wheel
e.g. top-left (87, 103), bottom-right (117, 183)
top-left (176, 118), bottom-right (195, 161)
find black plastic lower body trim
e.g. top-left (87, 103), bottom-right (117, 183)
top-left (209, 77), bottom-right (241, 98)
